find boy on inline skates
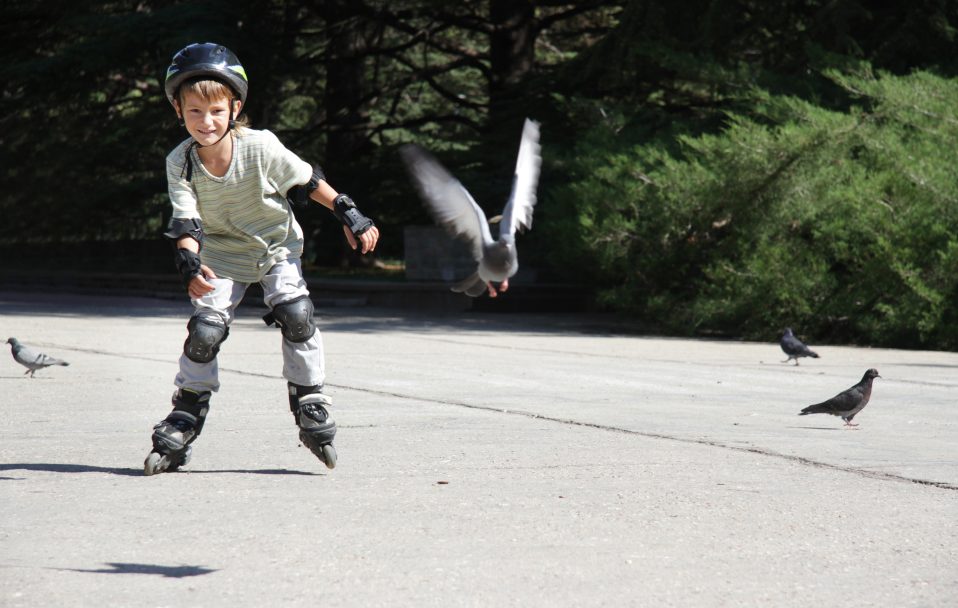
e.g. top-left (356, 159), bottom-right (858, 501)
top-left (144, 42), bottom-right (379, 475)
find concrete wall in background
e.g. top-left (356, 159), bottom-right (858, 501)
top-left (403, 225), bottom-right (476, 282)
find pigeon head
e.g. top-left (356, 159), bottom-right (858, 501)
top-left (863, 368), bottom-right (880, 381)
top-left (783, 328), bottom-right (794, 336)
top-left (6, 338), bottom-right (17, 345)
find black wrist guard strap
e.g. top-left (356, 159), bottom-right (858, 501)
top-left (173, 248), bottom-right (203, 287)
top-left (163, 218), bottom-right (204, 250)
top-left (286, 165), bottom-right (326, 209)
top-left (332, 194), bottom-right (374, 237)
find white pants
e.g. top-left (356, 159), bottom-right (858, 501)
top-left (174, 259), bottom-right (325, 393)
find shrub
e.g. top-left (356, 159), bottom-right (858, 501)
top-left (545, 69), bottom-right (958, 349)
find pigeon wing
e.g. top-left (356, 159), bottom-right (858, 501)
top-left (802, 386), bottom-right (862, 415)
top-left (782, 334), bottom-right (812, 356)
top-left (499, 119), bottom-right (542, 239)
top-left (400, 144), bottom-right (493, 261)
top-left (15, 344), bottom-right (67, 369)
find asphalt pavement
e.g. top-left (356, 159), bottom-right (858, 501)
top-left (1, 291), bottom-right (956, 607)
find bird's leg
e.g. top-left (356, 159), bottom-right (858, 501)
top-left (486, 279), bottom-right (510, 298)
top-left (843, 421), bottom-right (859, 428)
top-left (24, 369), bottom-right (32, 377)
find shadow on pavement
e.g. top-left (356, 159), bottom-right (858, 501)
top-left (0, 291), bottom-right (639, 337)
top-left (60, 562), bottom-right (216, 578)
top-left (0, 463), bottom-right (143, 476)
top-left (0, 463), bottom-right (319, 476)
top-left (185, 468), bottom-right (321, 476)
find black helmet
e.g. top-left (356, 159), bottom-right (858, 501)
top-left (164, 42), bottom-right (248, 106)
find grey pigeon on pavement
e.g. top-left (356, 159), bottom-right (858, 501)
top-left (6, 337), bottom-right (69, 377)
top-left (799, 368), bottom-right (880, 427)
top-left (780, 327), bottom-right (819, 365)
top-left (400, 118), bottom-right (541, 298)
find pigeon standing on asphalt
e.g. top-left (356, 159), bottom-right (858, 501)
top-left (780, 327), bottom-right (819, 365)
top-left (799, 368), bottom-right (880, 427)
top-left (6, 338), bottom-right (69, 377)
top-left (400, 118), bottom-right (542, 298)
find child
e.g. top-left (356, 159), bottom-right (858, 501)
top-left (144, 42), bottom-right (379, 476)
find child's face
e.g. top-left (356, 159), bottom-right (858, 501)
top-left (175, 91), bottom-right (240, 147)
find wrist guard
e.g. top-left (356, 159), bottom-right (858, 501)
top-left (163, 218), bottom-right (204, 250)
top-left (173, 248), bottom-right (203, 287)
top-left (332, 194), bottom-right (374, 237)
top-left (286, 165), bottom-right (326, 209)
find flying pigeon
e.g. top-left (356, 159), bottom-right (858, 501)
top-left (6, 337), bottom-right (69, 377)
top-left (799, 368), bottom-right (880, 427)
top-left (780, 327), bottom-right (819, 365)
top-left (400, 118), bottom-right (541, 297)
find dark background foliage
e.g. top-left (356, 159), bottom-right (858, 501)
top-left (2, 0), bottom-right (957, 348)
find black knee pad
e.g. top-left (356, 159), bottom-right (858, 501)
top-left (263, 295), bottom-right (316, 343)
top-left (183, 316), bottom-right (229, 363)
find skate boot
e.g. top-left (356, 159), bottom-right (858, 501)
top-left (144, 389), bottom-right (210, 476)
top-left (289, 383), bottom-right (337, 469)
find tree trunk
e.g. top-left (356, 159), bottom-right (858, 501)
top-left (324, 1), bottom-right (372, 178)
top-left (317, 2), bottom-right (375, 266)
top-left (488, 0), bottom-right (537, 130)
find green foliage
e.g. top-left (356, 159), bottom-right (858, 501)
top-left (545, 69), bottom-right (958, 349)
top-left (3, 0), bottom-right (958, 349)
top-left (0, 0), bottom-right (240, 242)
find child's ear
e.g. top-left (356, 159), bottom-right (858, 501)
top-left (172, 100), bottom-right (184, 125)
top-left (233, 99), bottom-right (242, 115)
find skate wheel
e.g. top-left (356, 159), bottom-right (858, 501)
top-left (321, 444), bottom-right (337, 470)
top-left (144, 452), bottom-right (165, 476)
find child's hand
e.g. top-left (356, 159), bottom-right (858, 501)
top-left (187, 265), bottom-right (217, 299)
top-left (343, 225), bottom-right (380, 254)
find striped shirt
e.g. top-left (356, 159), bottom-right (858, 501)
top-left (166, 128), bottom-right (312, 283)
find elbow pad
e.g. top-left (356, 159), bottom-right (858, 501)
top-left (332, 194), bottom-right (374, 237)
top-left (164, 218), bottom-right (204, 250)
top-left (286, 165), bottom-right (326, 209)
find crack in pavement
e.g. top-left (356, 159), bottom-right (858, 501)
top-left (35, 343), bottom-right (958, 492)
top-left (319, 381), bottom-right (958, 493)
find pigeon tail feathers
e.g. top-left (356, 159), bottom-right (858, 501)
top-left (451, 272), bottom-right (488, 297)
top-left (799, 402), bottom-right (832, 416)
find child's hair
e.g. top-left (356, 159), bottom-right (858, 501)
top-left (176, 77), bottom-right (250, 128)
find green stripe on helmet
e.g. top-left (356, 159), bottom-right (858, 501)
top-left (228, 65), bottom-right (248, 82)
